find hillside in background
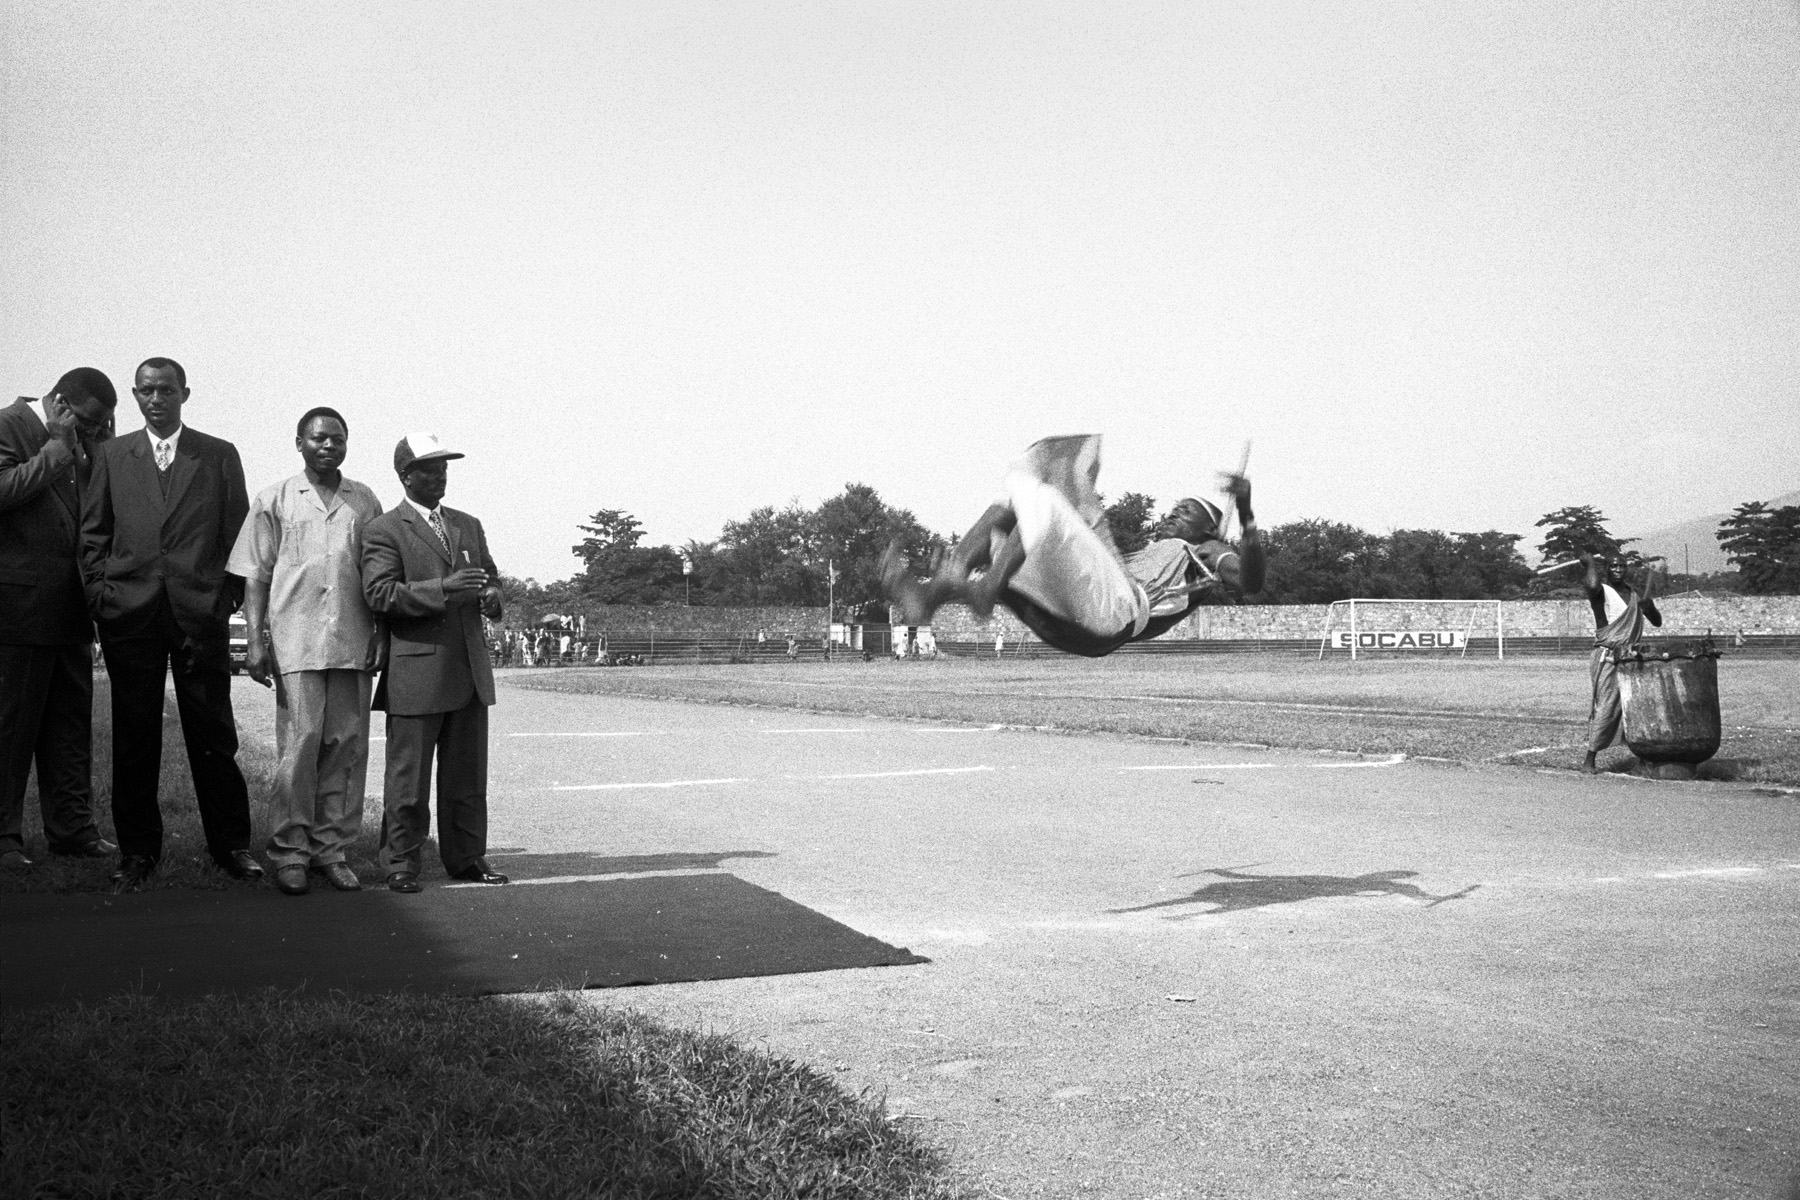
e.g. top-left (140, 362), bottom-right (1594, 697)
top-left (1624, 489), bottom-right (1800, 574)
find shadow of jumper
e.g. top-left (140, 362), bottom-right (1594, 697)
top-left (1110, 866), bottom-right (1481, 919)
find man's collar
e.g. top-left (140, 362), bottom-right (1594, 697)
top-left (403, 496), bottom-right (440, 520)
top-left (148, 425), bottom-right (184, 447)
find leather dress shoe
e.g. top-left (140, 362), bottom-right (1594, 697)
top-left (1, 849), bottom-right (34, 870)
top-left (52, 837), bottom-right (118, 859)
top-left (450, 859), bottom-right (509, 885)
top-left (387, 872), bottom-right (421, 894)
top-left (111, 855), bottom-right (156, 889)
top-left (217, 850), bottom-right (266, 881)
top-left (275, 864), bottom-right (311, 896)
top-left (316, 862), bottom-right (362, 892)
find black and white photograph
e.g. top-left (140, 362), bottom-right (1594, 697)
top-left (3, 4), bottom-right (1797, 1197)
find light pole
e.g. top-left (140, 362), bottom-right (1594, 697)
top-left (681, 553), bottom-right (692, 605)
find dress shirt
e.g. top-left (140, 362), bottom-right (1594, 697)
top-left (227, 473), bottom-right (385, 673)
top-left (402, 497), bottom-right (455, 557)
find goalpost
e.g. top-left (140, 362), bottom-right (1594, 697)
top-left (1316, 599), bottom-right (1505, 661)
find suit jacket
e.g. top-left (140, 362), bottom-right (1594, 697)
top-left (0, 398), bottom-right (91, 645)
top-left (361, 501), bottom-right (499, 716)
top-left (80, 426), bottom-right (250, 641)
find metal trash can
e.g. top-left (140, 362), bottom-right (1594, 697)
top-left (1617, 638), bottom-right (1722, 780)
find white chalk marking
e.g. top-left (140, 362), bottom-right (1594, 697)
top-left (911, 724), bottom-right (1005, 734)
top-left (551, 777), bottom-right (746, 792)
top-left (1313, 754), bottom-right (1407, 769)
top-left (763, 728), bottom-right (874, 735)
top-left (1651, 866), bottom-right (1763, 879)
top-left (808, 765), bottom-right (994, 781)
top-left (1120, 763), bottom-right (1274, 772)
top-left (511, 731), bottom-right (660, 738)
top-left (446, 868), bottom-right (724, 887)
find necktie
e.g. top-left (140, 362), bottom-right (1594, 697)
top-left (427, 509), bottom-right (450, 555)
top-left (155, 441), bottom-right (171, 472)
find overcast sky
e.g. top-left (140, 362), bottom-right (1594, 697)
top-left (5, 2), bottom-right (1796, 581)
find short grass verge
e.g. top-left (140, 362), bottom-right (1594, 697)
top-left (1, 989), bottom-right (970, 1200)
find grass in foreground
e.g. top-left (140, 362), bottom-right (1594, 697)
top-left (1, 990), bottom-right (971, 1200)
top-left (511, 655), bottom-right (1800, 786)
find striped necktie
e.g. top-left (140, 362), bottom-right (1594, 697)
top-left (427, 508), bottom-right (450, 555)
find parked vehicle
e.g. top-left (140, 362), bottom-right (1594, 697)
top-left (229, 612), bottom-right (249, 674)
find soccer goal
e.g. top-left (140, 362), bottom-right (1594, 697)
top-left (1316, 599), bottom-right (1505, 660)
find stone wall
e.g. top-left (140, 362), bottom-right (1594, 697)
top-left (922, 594), bottom-right (1800, 641)
top-left (533, 595), bottom-right (1800, 641)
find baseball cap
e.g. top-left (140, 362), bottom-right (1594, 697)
top-left (393, 432), bottom-right (465, 474)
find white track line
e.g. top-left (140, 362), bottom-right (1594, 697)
top-left (1120, 763), bottom-right (1275, 772)
top-left (446, 867), bottom-right (724, 888)
top-left (1652, 866), bottom-right (1764, 879)
top-left (511, 731), bottom-right (661, 738)
top-left (551, 777), bottom-right (746, 792)
top-left (1313, 754), bottom-right (1407, 769)
top-left (807, 766), bottom-right (995, 781)
top-left (1594, 864), bottom-right (1799, 884)
top-left (762, 728), bottom-right (875, 735)
top-left (911, 725), bottom-right (1006, 734)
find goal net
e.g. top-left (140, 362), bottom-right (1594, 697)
top-left (1316, 599), bottom-right (1505, 660)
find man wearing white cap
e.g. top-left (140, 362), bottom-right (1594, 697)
top-left (360, 433), bottom-right (506, 893)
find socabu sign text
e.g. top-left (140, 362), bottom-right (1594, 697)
top-left (1331, 630), bottom-right (1468, 650)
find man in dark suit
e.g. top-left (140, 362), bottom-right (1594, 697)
top-left (0, 369), bottom-right (120, 869)
top-left (81, 357), bottom-right (260, 888)
top-left (361, 433), bottom-right (507, 893)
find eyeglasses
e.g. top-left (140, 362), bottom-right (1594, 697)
top-left (133, 385), bottom-right (181, 398)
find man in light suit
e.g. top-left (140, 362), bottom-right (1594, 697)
top-left (81, 357), bottom-right (258, 888)
top-left (361, 433), bottom-right (507, 893)
top-left (0, 369), bottom-right (119, 868)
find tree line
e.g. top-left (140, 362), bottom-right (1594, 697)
top-left (501, 490), bottom-right (1798, 620)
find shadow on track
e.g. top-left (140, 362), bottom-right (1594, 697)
top-left (1110, 865), bottom-right (1481, 918)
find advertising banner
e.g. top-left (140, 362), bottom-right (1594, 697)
top-left (1331, 630), bottom-right (1468, 650)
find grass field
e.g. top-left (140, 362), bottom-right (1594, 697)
top-left (2, 990), bottom-right (967, 1200)
top-left (510, 653), bottom-right (1800, 787)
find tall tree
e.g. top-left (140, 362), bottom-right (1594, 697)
top-left (1452, 531), bottom-right (1534, 598)
top-left (1258, 519), bottom-right (1387, 604)
top-left (709, 504), bottom-right (820, 605)
top-left (571, 509), bottom-right (684, 604)
top-left (813, 483), bottom-right (944, 615)
top-left (1717, 501), bottom-right (1800, 594)
top-left (1103, 492), bottom-right (1158, 554)
top-left (1534, 506), bottom-right (1633, 565)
